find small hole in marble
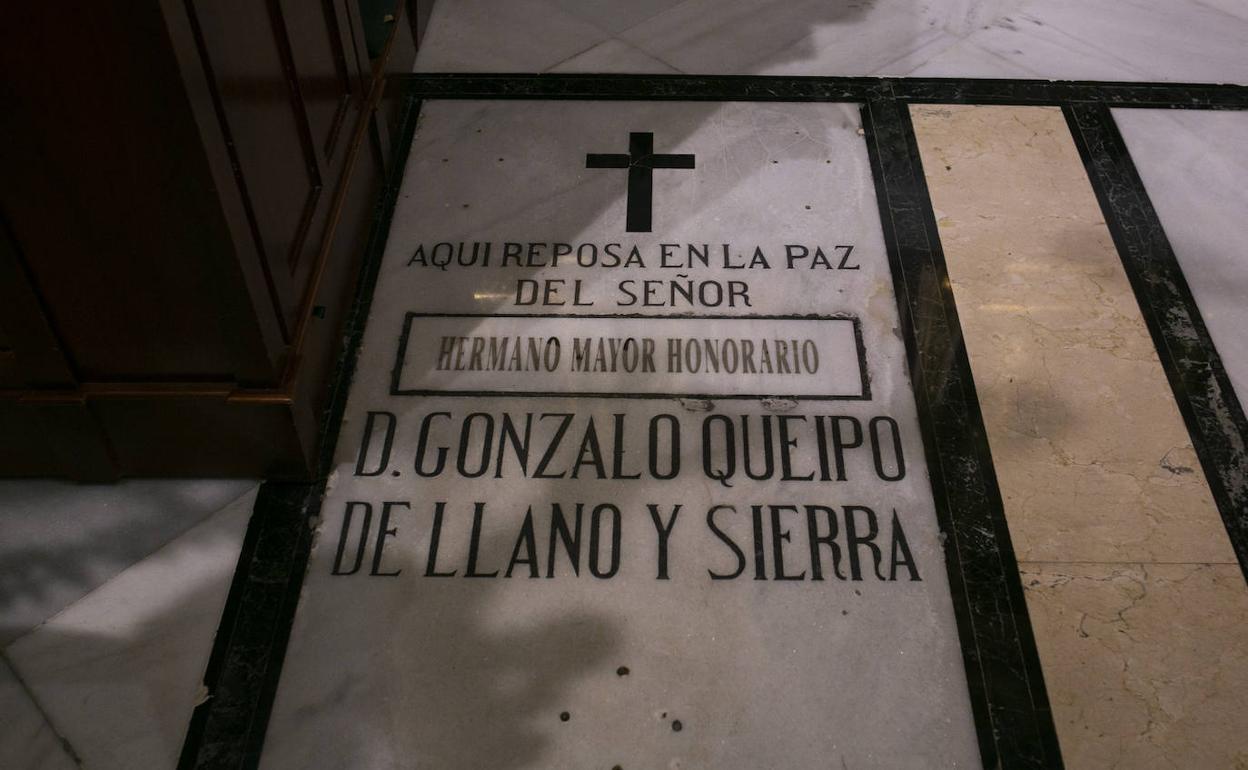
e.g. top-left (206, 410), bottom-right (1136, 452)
top-left (617, 666), bottom-right (630, 676)
top-left (672, 720), bottom-right (683, 732)
top-left (559, 711), bottom-right (570, 722)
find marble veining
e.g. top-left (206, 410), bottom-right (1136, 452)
top-left (1113, 109), bottom-right (1248, 432)
top-left (1, 488), bottom-right (256, 770)
top-left (912, 104), bottom-right (1248, 769)
top-left (912, 104), bottom-right (1238, 566)
top-left (1021, 562), bottom-right (1248, 769)
top-left (0, 479), bottom-right (257, 647)
top-left (1065, 103), bottom-right (1248, 576)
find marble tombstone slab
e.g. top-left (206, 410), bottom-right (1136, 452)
top-left (261, 101), bottom-right (981, 769)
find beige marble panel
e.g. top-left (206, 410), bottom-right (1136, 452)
top-left (910, 104), bottom-right (1237, 566)
top-left (1020, 562), bottom-right (1248, 769)
top-left (911, 104), bottom-right (1248, 769)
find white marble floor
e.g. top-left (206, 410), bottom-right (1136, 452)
top-left (1113, 109), bottom-right (1248, 409)
top-left (0, 479), bottom-right (255, 646)
top-left (0, 481), bottom-right (257, 769)
top-left (416, 0), bottom-right (1248, 84)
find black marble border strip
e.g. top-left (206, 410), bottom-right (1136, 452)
top-left (176, 88), bottom-right (426, 770)
top-left (1065, 104), bottom-right (1248, 582)
top-left (389, 311), bottom-right (871, 400)
top-left (862, 98), bottom-right (1064, 769)
top-left (175, 481), bottom-right (315, 770)
top-left (401, 73), bottom-right (1248, 110)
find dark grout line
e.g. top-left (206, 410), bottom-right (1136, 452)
top-left (2, 653), bottom-right (85, 768)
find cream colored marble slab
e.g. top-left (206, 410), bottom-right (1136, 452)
top-left (912, 103), bottom-right (1248, 769)
top-left (910, 104), bottom-right (1238, 566)
top-left (1019, 562), bottom-right (1248, 769)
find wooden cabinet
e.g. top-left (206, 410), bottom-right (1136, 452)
top-left (0, 1), bottom-right (420, 479)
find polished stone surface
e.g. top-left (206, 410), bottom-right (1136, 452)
top-left (1112, 109), bottom-right (1248, 409)
top-left (0, 658), bottom-right (77, 770)
top-left (0, 479), bottom-right (257, 646)
top-left (912, 105), bottom-right (1237, 566)
top-left (260, 100), bottom-right (980, 769)
top-left (549, 38), bottom-right (680, 75)
top-left (416, 0), bottom-right (1248, 84)
top-left (1, 487), bottom-right (256, 770)
top-left (1022, 562), bottom-right (1248, 769)
top-left (912, 104), bottom-right (1248, 769)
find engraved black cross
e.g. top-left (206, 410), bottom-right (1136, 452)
top-left (586, 132), bottom-right (695, 232)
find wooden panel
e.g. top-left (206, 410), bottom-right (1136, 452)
top-left (0, 3), bottom-right (280, 383)
top-left (274, 0), bottom-right (367, 308)
top-left (290, 106), bottom-right (381, 423)
top-left (94, 400), bottom-right (309, 478)
top-left (281, 0), bottom-right (357, 161)
top-left (359, 1), bottom-right (416, 172)
top-left (0, 2), bottom-right (400, 479)
top-left (0, 218), bottom-right (74, 388)
top-left (0, 401), bottom-right (117, 481)
top-left (190, 0), bottom-right (321, 327)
